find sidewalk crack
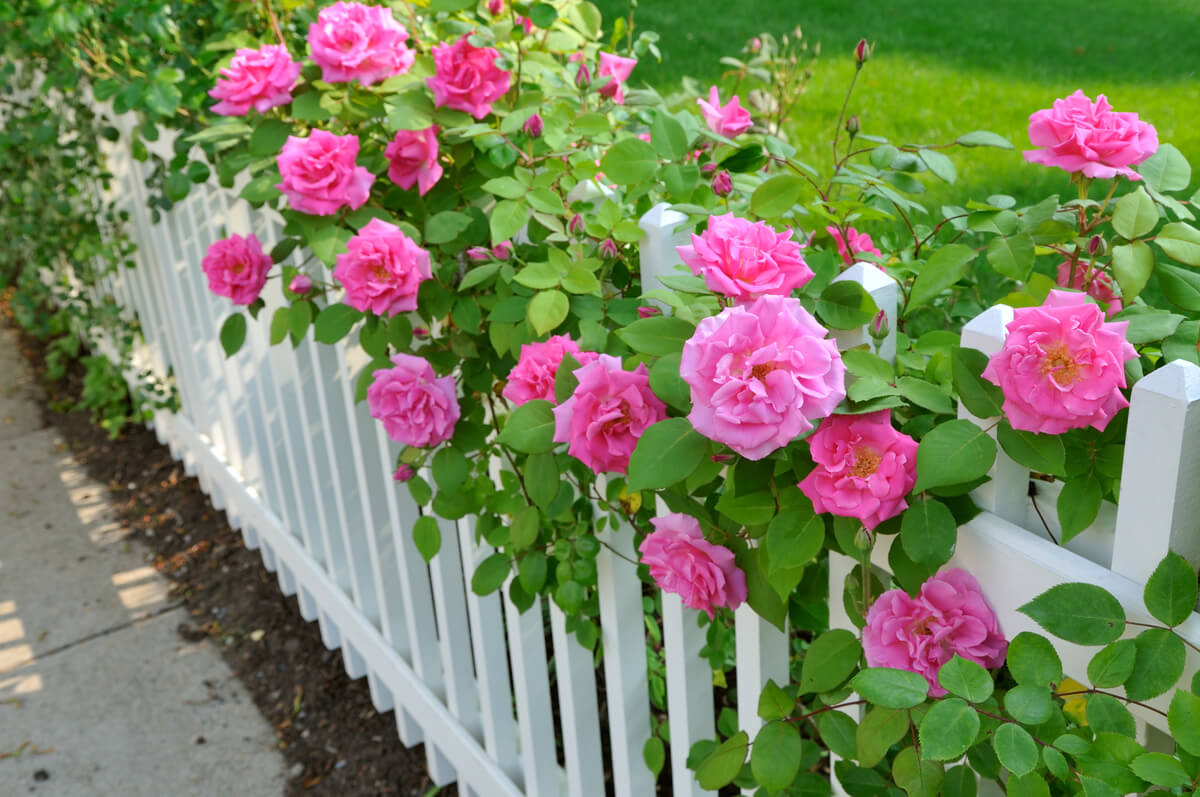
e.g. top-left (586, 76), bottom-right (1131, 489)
top-left (1, 602), bottom-right (186, 673)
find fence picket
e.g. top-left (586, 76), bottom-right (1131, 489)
top-left (662, 592), bottom-right (713, 797)
top-left (548, 604), bottom-right (604, 796)
top-left (503, 593), bottom-right (559, 796)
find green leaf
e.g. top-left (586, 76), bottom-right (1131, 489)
top-left (1056, 475), bottom-right (1102, 544)
top-left (649, 111), bottom-right (688, 161)
top-left (997, 423), bottom-right (1066, 476)
top-left (248, 119), bottom-right (292, 157)
top-left (834, 761), bottom-right (888, 796)
top-left (986, 233), bottom-right (1036, 281)
top-left (738, 545), bottom-right (788, 631)
top-left (850, 667), bottom-right (930, 709)
top-left (908, 244), bottom-right (975, 310)
top-left (291, 91), bottom-right (333, 121)
top-left (842, 349), bottom-right (895, 383)
top-left (524, 452), bottom-right (559, 510)
top-left (308, 225), bottom-right (353, 267)
top-left (1111, 241), bottom-right (1155, 304)
top-left (142, 79), bottom-right (182, 117)
top-left (1006, 632), bottom-right (1062, 687)
top-left (1086, 692), bottom-right (1135, 737)
top-left (471, 553), bottom-right (511, 595)
top-left (1125, 627), bottom-right (1186, 700)
top-left (951, 347), bottom-right (1003, 418)
top-left (766, 504), bottom-right (824, 571)
top-left (799, 629), bottom-right (862, 695)
top-left (720, 143), bottom-right (767, 173)
top-left (432, 447), bottom-right (469, 494)
top-left (219, 312), bottom-right (246, 357)
top-left (1156, 262), bottom-right (1200, 311)
top-left (425, 210), bottom-right (473, 244)
top-left (412, 515), bottom-right (441, 562)
top-left (288, 300), bottom-right (313, 344)
top-left (518, 551), bottom-right (547, 593)
top-left (956, 131), bottom-right (1014, 149)
top-left (913, 419), bottom-right (997, 493)
top-left (1137, 143), bottom-right (1192, 192)
top-left (1004, 684), bottom-right (1054, 725)
top-left (900, 498), bottom-right (957, 567)
top-left (481, 177), bottom-right (526, 199)
top-left (1019, 582), bottom-right (1125, 645)
top-left (497, 400), bottom-right (556, 453)
top-left (528, 2), bottom-right (557, 27)
top-left (240, 173), bottom-right (282, 204)
top-left (1006, 773), bottom-right (1050, 797)
top-left (695, 731), bottom-right (747, 790)
top-left (896, 377), bottom-right (955, 415)
top-left (892, 746), bottom-right (944, 797)
top-left (919, 698), bottom-right (978, 761)
top-left (615, 316), bottom-right (696, 355)
top-left (816, 280), bottom-right (879, 329)
top-left (598, 138), bottom-right (659, 185)
top-left (1087, 638), bottom-right (1137, 687)
top-left (856, 707), bottom-right (908, 768)
top-left (937, 655), bottom-right (994, 703)
top-left (1130, 753), bottom-right (1190, 788)
top-left (648, 352), bottom-right (690, 411)
top-left (269, 307), bottom-right (291, 346)
top-left (751, 722), bottom-right (803, 793)
top-left (510, 506), bottom-right (540, 551)
top-left (1169, 690), bottom-right (1200, 755)
top-left (1144, 551), bottom-right (1199, 627)
top-left (626, 418), bottom-right (707, 491)
top-left (757, 679), bottom-right (794, 721)
top-left (817, 710), bottom-right (858, 761)
top-left (992, 723), bottom-right (1038, 777)
top-left (941, 766), bottom-right (978, 797)
top-left (642, 736), bottom-right (665, 776)
top-left (164, 171), bottom-right (191, 202)
top-left (919, 148), bottom-right (957, 184)
top-left (1157, 222), bottom-right (1200, 266)
top-left (1113, 187), bottom-right (1159, 240)
top-left (490, 200), bottom-right (529, 245)
top-left (527, 289), bottom-right (569, 335)
top-left (459, 263), bottom-right (500, 291)
top-left (1118, 306), bottom-right (1183, 344)
top-left (751, 174), bottom-right (807, 217)
top-left (313, 304), bottom-right (364, 344)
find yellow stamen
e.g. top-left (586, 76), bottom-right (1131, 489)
top-left (849, 447), bottom-right (881, 478)
top-left (1039, 342), bottom-right (1080, 385)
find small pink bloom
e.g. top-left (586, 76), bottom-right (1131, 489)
top-left (413, 326), bottom-right (430, 338)
top-left (523, 113), bottom-right (544, 138)
top-left (575, 63), bottom-right (591, 88)
top-left (503, 335), bottom-right (597, 405)
top-left (797, 411), bottom-right (917, 530)
top-left (870, 309), bottom-right (888, 339)
top-left (201, 233), bottom-right (272, 305)
top-left (637, 306), bottom-right (661, 319)
top-left (552, 354), bottom-right (666, 475)
top-left (487, 0), bottom-right (503, 14)
top-left (678, 214), bottom-right (814, 302)
top-left (1056, 261), bottom-right (1121, 318)
top-left (700, 162), bottom-right (718, 175)
top-left (333, 218), bottom-right (432, 316)
top-left (492, 241), bottom-right (513, 260)
top-left (1024, 90), bottom-right (1158, 180)
top-left (982, 289), bottom-right (1136, 434)
top-left (514, 15), bottom-right (534, 34)
top-left (681, 295), bottom-right (845, 460)
top-left (308, 1), bottom-right (414, 86)
top-left (854, 39), bottom-right (872, 65)
top-left (393, 464), bottom-right (415, 482)
top-left (368, 353), bottom-right (459, 447)
top-left (385, 127), bottom-right (443, 196)
top-left (638, 513), bottom-right (747, 619)
top-left (466, 246), bottom-right (491, 261)
top-left (288, 274), bottom-right (313, 295)
top-left (276, 130), bottom-right (374, 216)
top-left (827, 225), bottom-right (882, 266)
top-left (568, 214), bottom-right (585, 235)
top-left (427, 36), bottom-right (511, 120)
top-left (209, 45), bottom-right (300, 116)
top-left (864, 568), bottom-right (1008, 697)
top-left (596, 52), bottom-right (637, 104)
top-left (697, 86), bottom-right (752, 138)
top-left (749, 37), bottom-right (762, 54)
top-left (711, 170), bottom-right (733, 197)
top-left (599, 238), bottom-right (618, 259)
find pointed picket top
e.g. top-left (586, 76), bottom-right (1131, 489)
top-left (638, 202), bottom-right (691, 298)
top-left (831, 262), bottom-right (899, 364)
top-left (961, 303), bottom-right (1014, 357)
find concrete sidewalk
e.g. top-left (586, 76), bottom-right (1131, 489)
top-left (0, 327), bottom-right (288, 796)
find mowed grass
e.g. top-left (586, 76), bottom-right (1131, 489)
top-left (592, 0), bottom-right (1200, 213)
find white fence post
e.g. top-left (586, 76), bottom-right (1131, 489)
top-left (637, 202), bottom-right (691, 298)
top-left (662, 592), bottom-right (714, 797)
top-left (831, 262), bottom-right (899, 363)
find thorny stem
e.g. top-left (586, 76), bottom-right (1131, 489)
top-left (261, 0), bottom-right (286, 46)
top-left (830, 67), bottom-right (861, 167)
top-left (1090, 180), bottom-right (1120, 229)
top-left (1027, 486), bottom-right (1059, 545)
top-left (785, 699), bottom-right (867, 724)
top-left (483, 392), bottom-right (532, 504)
top-left (1124, 620), bottom-right (1200, 656)
top-left (1052, 688), bottom-right (1169, 719)
top-left (915, 214), bottom-right (969, 258)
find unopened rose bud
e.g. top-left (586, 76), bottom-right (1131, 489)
top-left (637, 305), bottom-right (661, 319)
top-left (413, 326), bottom-right (429, 338)
top-left (575, 63), bottom-right (591, 88)
top-left (487, 0), bottom-right (503, 14)
top-left (466, 246), bottom-right (490, 261)
top-left (750, 37), bottom-right (762, 53)
top-left (710, 453), bottom-right (734, 463)
top-left (599, 238), bottom-right (618, 259)
top-left (853, 39), bottom-right (872, 66)
top-left (853, 526), bottom-right (874, 551)
top-left (845, 114), bottom-right (860, 137)
top-left (289, 274), bottom-right (312, 295)
top-left (492, 241), bottom-right (513, 260)
top-left (700, 162), bottom-right (718, 175)
top-left (712, 170), bottom-right (733, 197)
top-left (870, 309), bottom-right (888, 340)
top-left (1089, 235), bottom-right (1106, 256)
top-left (393, 464), bottom-right (415, 482)
top-left (568, 214), bottom-right (585, 234)
top-left (523, 112), bottom-right (544, 138)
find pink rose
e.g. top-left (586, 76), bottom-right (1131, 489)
top-left (982, 290), bottom-right (1136, 435)
top-left (797, 411), bottom-right (918, 530)
top-left (1023, 90), bottom-right (1158, 180)
top-left (680, 294), bottom-right (846, 460)
top-left (385, 127), bottom-right (443, 196)
top-left (427, 36), bottom-right (511, 120)
top-left (201, 233), bottom-right (272, 305)
top-left (596, 52), bottom-right (637, 104)
top-left (502, 336), bottom-right (597, 406)
top-left (677, 213), bottom-right (814, 302)
top-left (333, 218), bottom-right (432, 316)
top-left (638, 513), bottom-right (747, 619)
top-left (827, 225), bottom-right (882, 266)
top-left (864, 568), bottom-right (1008, 697)
top-left (308, 1), bottom-right (414, 86)
top-left (276, 130), bottom-right (375, 216)
top-left (552, 354), bottom-right (666, 475)
top-left (209, 45), bottom-right (300, 116)
top-left (697, 86), bottom-right (752, 138)
top-left (1056, 261), bottom-right (1122, 318)
top-left (368, 353), bottom-right (460, 447)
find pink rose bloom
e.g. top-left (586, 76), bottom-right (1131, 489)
top-left (385, 127), bottom-right (443, 196)
top-left (201, 233), bottom-right (272, 305)
top-left (638, 513), bottom-right (747, 619)
top-left (697, 86), bottom-right (752, 138)
top-left (681, 295), bottom-right (846, 460)
top-left (677, 213), bottom-right (814, 302)
top-left (1056, 261), bottom-right (1122, 318)
top-left (596, 52), bottom-right (637, 104)
top-left (797, 411), bottom-right (918, 530)
top-left (502, 336), bottom-right (597, 406)
top-left (1023, 90), bottom-right (1158, 180)
top-left (333, 218), bottom-right (431, 316)
top-left (864, 568), bottom-right (1008, 697)
top-left (427, 36), bottom-right (511, 120)
top-left (276, 130), bottom-right (374, 216)
top-left (308, 1), bottom-right (414, 86)
top-left (827, 225), bottom-right (882, 266)
top-left (209, 44), bottom-right (300, 116)
top-left (368, 353), bottom-right (460, 447)
top-left (552, 354), bottom-right (666, 475)
top-left (982, 290), bottom-right (1136, 435)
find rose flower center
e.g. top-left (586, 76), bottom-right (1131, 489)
top-left (1039, 341), bottom-right (1080, 385)
top-left (749, 362), bottom-right (775, 381)
top-left (372, 264), bottom-right (392, 282)
top-left (849, 446), bottom-right (881, 478)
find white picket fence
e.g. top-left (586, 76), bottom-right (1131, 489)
top-left (75, 101), bottom-right (1200, 796)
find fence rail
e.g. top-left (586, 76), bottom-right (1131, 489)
top-left (76, 99), bottom-right (1200, 796)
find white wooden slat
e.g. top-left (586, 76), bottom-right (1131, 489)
top-left (503, 592), bottom-right (558, 797)
top-left (636, 202), bottom-right (691, 302)
top-left (662, 592), bottom-right (713, 797)
top-left (734, 602), bottom-right (789, 743)
top-left (425, 508), bottom-right (482, 739)
top-left (826, 550), bottom-right (860, 797)
top-left (548, 603), bottom-right (603, 796)
top-left (595, 522), bottom-right (655, 797)
top-left (830, 263), bottom-right (899, 363)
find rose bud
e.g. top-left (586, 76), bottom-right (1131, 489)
top-left (575, 63), bottom-right (591, 88)
top-left (637, 306), bottom-right (661, 319)
top-left (870, 309), bottom-right (889, 340)
top-left (523, 112), bottom-right (544, 138)
top-left (466, 246), bottom-right (491, 261)
top-left (1089, 235), bottom-right (1107, 256)
top-left (569, 213), bottom-right (585, 234)
top-left (487, 0), bottom-right (503, 13)
top-left (711, 170), bottom-right (733, 197)
top-left (288, 274), bottom-right (313, 295)
top-left (749, 37), bottom-right (762, 54)
top-left (710, 453), bottom-right (734, 463)
top-left (492, 241), bottom-right (513, 260)
top-left (854, 39), bottom-right (872, 65)
top-left (393, 464), bottom-right (415, 482)
top-left (845, 114), bottom-right (860, 137)
top-left (599, 238), bottom-right (618, 259)
top-left (412, 326), bottom-right (430, 338)
top-left (700, 162), bottom-right (718, 175)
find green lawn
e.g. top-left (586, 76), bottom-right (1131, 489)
top-left (592, 0), bottom-right (1200, 213)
